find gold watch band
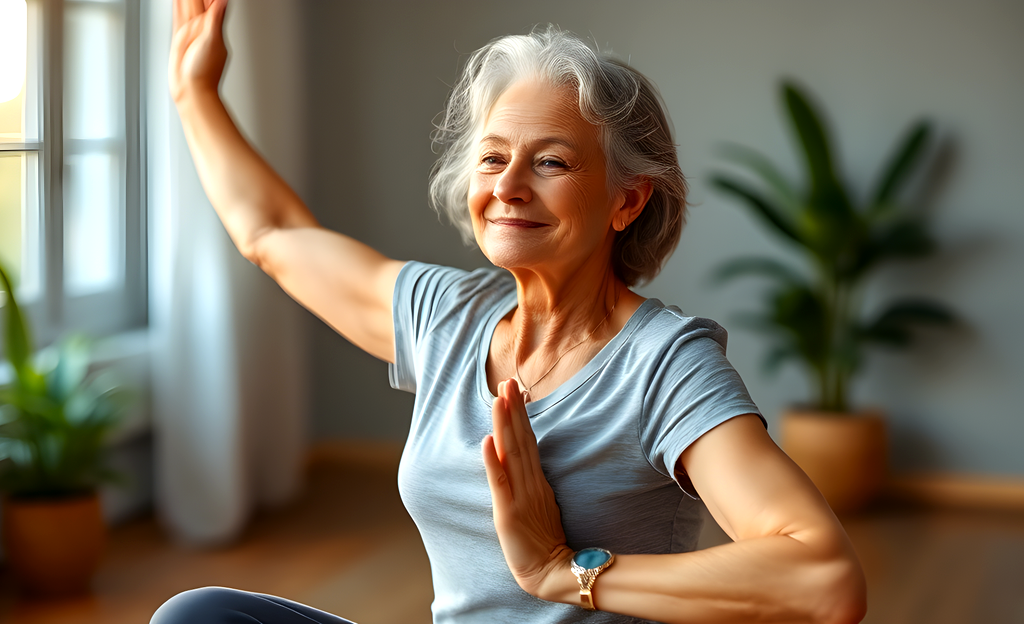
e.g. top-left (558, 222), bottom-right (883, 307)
top-left (570, 549), bottom-right (615, 611)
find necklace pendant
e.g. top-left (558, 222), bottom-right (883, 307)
top-left (511, 375), bottom-right (531, 403)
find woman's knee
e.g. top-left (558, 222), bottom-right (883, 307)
top-left (150, 586), bottom-right (247, 624)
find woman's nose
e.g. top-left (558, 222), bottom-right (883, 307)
top-left (492, 159), bottom-right (533, 205)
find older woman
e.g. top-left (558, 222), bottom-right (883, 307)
top-left (155, 1), bottom-right (866, 623)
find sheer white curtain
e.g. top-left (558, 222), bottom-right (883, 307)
top-left (144, 0), bottom-right (308, 545)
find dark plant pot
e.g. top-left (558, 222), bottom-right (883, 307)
top-left (2, 491), bottom-right (106, 596)
top-left (781, 409), bottom-right (888, 515)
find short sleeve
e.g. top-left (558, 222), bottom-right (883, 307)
top-left (388, 261), bottom-right (470, 393)
top-left (639, 317), bottom-right (763, 498)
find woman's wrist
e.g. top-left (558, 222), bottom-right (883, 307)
top-left (534, 546), bottom-right (583, 606)
top-left (172, 84), bottom-right (222, 112)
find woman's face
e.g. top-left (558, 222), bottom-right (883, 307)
top-left (468, 80), bottom-right (626, 278)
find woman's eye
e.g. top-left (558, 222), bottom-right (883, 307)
top-left (480, 156), bottom-right (505, 167)
top-left (539, 159), bottom-right (566, 169)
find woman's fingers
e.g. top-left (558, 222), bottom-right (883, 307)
top-left (491, 378), bottom-right (551, 500)
top-left (208, 0), bottom-right (228, 31)
top-left (501, 378), bottom-right (542, 484)
top-left (172, 0), bottom-right (182, 31)
top-left (171, 0), bottom-right (189, 32)
top-left (172, 0), bottom-right (204, 32)
top-left (168, 16), bottom-right (201, 76)
top-left (169, 0), bottom-right (228, 102)
top-left (482, 435), bottom-right (512, 510)
top-left (492, 389), bottom-right (527, 492)
top-left (482, 380), bottom-right (569, 597)
top-left (169, 17), bottom-right (203, 71)
top-left (196, 0), bottom-right (227, 47)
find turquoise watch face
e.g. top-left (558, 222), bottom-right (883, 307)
top-left (573, 547), bottom-right (612, 570)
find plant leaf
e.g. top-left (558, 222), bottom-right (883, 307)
top-left (849, 219), bottom-right (935, 278)
top-left (717, 143), bottom-right (802, 213)
top-left (870, 120), bottom-right (932, 208)
top-left (710, 256), bottom-right (806, 286)
top-left (859, 299), bottom-right (956, 347)
top-left (876, 299), bottom-right (956, 325)
top-left (782, 82), bottom-right (851, 210)
top-left (0, 270), bottom-right (132, 493)
top-left (710, 175), bottom-right (805, 246)
top-left (48, 335), bottom-right (92, 403)
top-left (0, 263), bottom-right (35, 385)
top-left (730, 284), bottom-right (830, 375)
top-left (768, 283), bottom-right (830, 372)
top-left (781, 82), bottom-right (860, 263)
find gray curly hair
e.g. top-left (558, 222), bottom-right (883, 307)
top-left (428, 26), bottom-right (687, 286)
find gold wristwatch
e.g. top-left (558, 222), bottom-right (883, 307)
top-left (570, 547), bottom-right (615, 610)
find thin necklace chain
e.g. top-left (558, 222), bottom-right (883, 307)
top-left (514, 286), bottom-right (621, 401)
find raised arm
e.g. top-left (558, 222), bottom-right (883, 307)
top-left (483, 380), bottom-right (867, 624)
top-left (169, 0), bottom-right (403, 362)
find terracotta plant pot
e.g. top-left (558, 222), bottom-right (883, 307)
top-left (781, 409), bottom-right (888, 514)
top-left (2, 492), bottom-right (106, 596)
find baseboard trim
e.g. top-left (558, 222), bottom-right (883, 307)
top-left (887, 474), bottom-right (1024, 512)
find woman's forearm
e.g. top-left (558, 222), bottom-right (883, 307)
top-left (538, 532), bottom-right (866, 624)
top-left (485, 386), bottom-right (867, 624)
top-left (174, 88), bottom-right (319, 260)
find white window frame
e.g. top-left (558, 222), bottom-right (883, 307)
top-left (1, 0), bottom-right (146, 347)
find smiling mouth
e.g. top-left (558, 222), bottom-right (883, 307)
top-left (489, 218), bottom-right (548, 228)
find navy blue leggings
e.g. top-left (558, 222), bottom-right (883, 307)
top-left (151, 587), bottom-right (357, 624)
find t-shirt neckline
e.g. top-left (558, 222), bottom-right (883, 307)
top-left (476, 289), bottom-right (661, 417)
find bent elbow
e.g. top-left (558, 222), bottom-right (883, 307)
top-left (814, 556), bottom-right (868, 624)
top-left (239, 227), bottom-right (276, 272)
top-left (823, 587), bottom-right (867, 624)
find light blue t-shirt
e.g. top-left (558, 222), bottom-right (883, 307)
top-left (390, 262), bottom-right (762, 624)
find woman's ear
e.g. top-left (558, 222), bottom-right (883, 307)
top-left (613, 179), bottom-right (654, 232)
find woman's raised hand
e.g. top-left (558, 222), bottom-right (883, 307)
top-left (169, 0), bottom-right (229, 103)
top-left (482, 378), bottom-right (574, 600)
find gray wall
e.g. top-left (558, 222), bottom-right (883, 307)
top-left (300, 0), bottom-right (1024, 477)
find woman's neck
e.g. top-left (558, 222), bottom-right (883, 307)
top-left (489, 257), bottom-right (647, 402)
top-left (506, 260), bottom-right (623, 361)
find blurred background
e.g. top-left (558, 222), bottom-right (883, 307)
top-left (0, 0), bottom-right (1022, 622)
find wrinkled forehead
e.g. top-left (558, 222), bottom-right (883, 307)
top-left (485, 81), bottom-right (581, 127)
top-left (477, 80), bottom-right (602, 151)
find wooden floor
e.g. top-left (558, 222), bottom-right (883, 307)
top-left (2, 446), bottom-right (1023, 624)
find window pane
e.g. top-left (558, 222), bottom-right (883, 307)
top-left (0, 151), bottom-right (40, 300)
top-left (0, 80), bottom-right (25, 139)
top-left (64, 151), bottom-right (121, 294)
top-left (0, 0), bottom-right (27, 108)
top-left (0, 0), bottom-right (37, 144)
top-left (0, 154), bottom-right (23, 275)
top-left (64, 0), bottom-right (125, 296)
top-left (64, 2), bottom-right (124, 141)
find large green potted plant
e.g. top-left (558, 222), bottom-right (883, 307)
top-left (0, 262), bottom-right (129, 595)
top-left (709, 81), bottom-right (955, 513)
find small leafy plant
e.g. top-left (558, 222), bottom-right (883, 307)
top-left (710, 81), bottom-right (955, 413)
top-left (0, 263), bottom-right (129, 500)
